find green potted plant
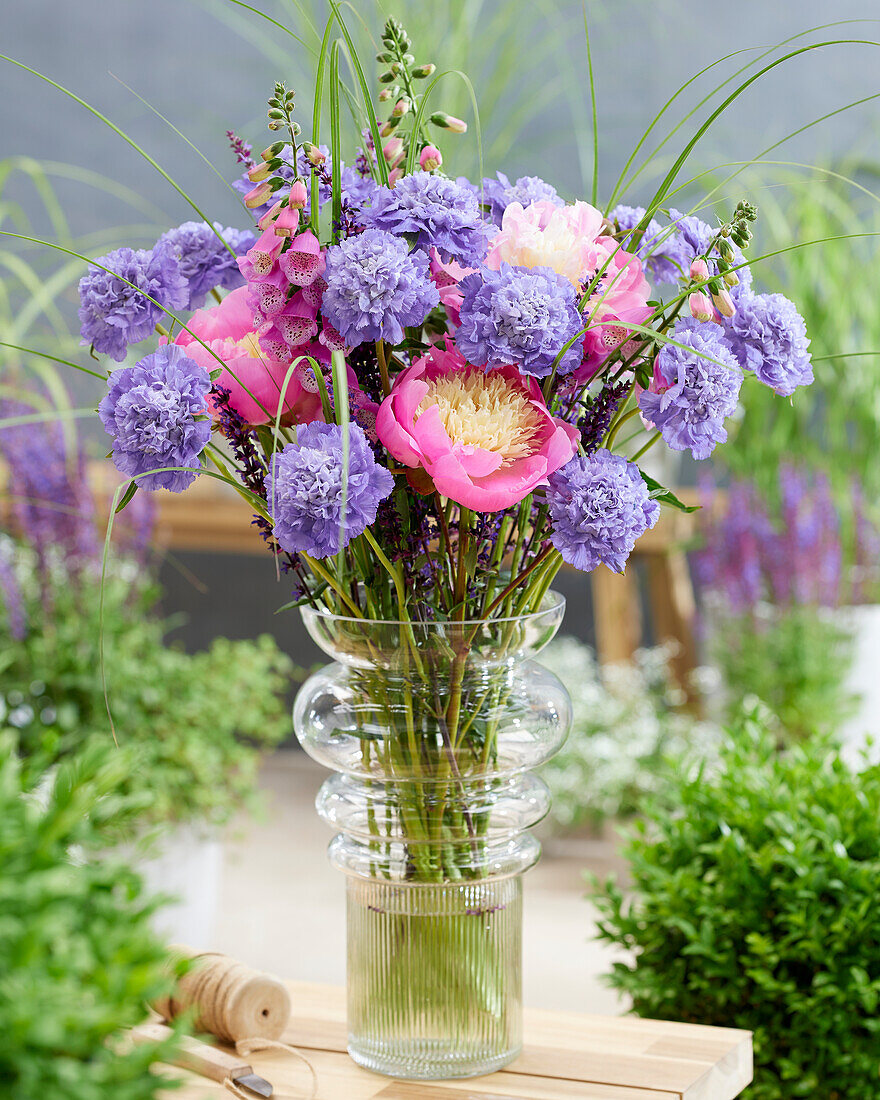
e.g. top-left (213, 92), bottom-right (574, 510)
top-left (0, 733), bottom-right (183, 1099)
top-left (0, 406), bottom-right (294, 944)
top-left (589, 704), bottom-right (880, 1099)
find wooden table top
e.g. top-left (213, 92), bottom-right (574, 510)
top-left (162, 981), bottom-right (752, 1100)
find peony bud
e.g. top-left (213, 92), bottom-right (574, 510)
top-left (688, 291), bottom-right (714, 323)
top-left (430, 111), bottom-right (467, 133)
top-left (712, 288), bottom-right (735, 318)
top-left (419, 144), bottom-right (442, 172)
top-left (689, 258), bottom-right (709, 282)
top-left (288, 180), bottom-right (308, 209)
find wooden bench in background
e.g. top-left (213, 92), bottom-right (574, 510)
top-left (164, 980), bottom-right (753, 1100)
top-left (4, 462), bottom-right (702, 686)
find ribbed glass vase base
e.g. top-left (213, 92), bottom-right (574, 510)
top-left (346, 875), bottom-right (523, 1079)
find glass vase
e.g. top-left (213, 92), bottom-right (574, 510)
top-left (293, 592), bottom-right (570, 1079)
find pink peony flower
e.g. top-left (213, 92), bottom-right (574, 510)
top-left (576, 243), bottom-right (652, 382)
top-left (486, 199), bottom-right (607, 288)
top-left (170, 286), bottom-right (328, 425)
top-left (376, 338), bottom-right (578, 511)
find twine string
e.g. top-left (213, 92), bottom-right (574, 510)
top-left (222, 1037), bottom-right (318, 1100)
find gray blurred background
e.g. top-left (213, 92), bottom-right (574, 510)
top-left (2, 0), bottom-right (878, 659)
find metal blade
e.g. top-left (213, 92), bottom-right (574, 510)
top-left (233, 1072), bottom-right (273, 1098)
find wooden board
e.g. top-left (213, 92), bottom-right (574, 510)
top-left (161, 981), bottom-right (752, 1100)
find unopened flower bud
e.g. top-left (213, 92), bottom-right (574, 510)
top-left (430, 111), bottom-right (467, 133)
top-left (712, 288), bottom-right (735, 318)
top-left (272, 204), bottom-right (300, 236)
top-left (378, 88), bottom-right (393, 101)
top-left (411, 63), bottom-right (435, 78)
top-left (261, 141), bottom-right (285, 161)
top-left (388, 166), bottom-right (404, 186)
top-left (383, 137), bottom-right (405, 167)
top-left (380, 117), bottom-right (401, 137)
top-left (723, 269), bottom-right (740, 288)
top-left (718, 238), bottom-right (735, 262)
top-left (247, 160), bottom-right (272, 182)
top-left (419, 144), bottom-right (442, 171)
top-left (688, 291), bottom-right (714, 323)
top-left (302, 142), bottom-right (326, 167)
top-left (689, 258), bottom-right (709, 282)
top-left (244, 181), bottom-right (272, 208)
top-left (379, 70), bottom-right (396, 84)
top-left (257, 200), bottom-right (284, 230)
top-left (288, 180), bottom-right (308, 209)
top-left (392, 97), bottom-right (411, 118)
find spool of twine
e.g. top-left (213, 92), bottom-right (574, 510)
top-left (152, 945), bottom-right (293, 1043)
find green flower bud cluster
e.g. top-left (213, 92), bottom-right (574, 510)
top-left (374, 17), bottom-right (463, 166)
top-left (705, 199), bottom-right (760, 293)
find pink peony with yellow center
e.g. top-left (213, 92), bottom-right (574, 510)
top-left (376, 339), bottom-right (578, 512)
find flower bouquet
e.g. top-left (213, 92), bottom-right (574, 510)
top-left (30, 5), bottom-right (818, 1080)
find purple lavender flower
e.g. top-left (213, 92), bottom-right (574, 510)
top-left (0, 541), bottom-right (26, 641)
top-left (267, 421), bottom-right (394, 557)
top-left (156, 221), bottom-right (255, 309)
top-left (360, 173), bottom-right (488, 265)
top-left (321, 228), bottom-right (439, 347)
top-left (639, 321), bottom-right (742, 460)
top-left (481, 172), bottom-right (562, 227)
top-left (0, 399), bottom-right (98, 572)
top-left (724, 291), bottom-right (813, 396)
top-left (455, 263), bottom-right (582, 376)
top-left (611, 204), bottom-right (689, 285)
top-left (78, 242), bottom-right (188, 361)
top-left (98, 345), bottom-right (212, 492)
top-left (546, 450), bottom-right (660, 573)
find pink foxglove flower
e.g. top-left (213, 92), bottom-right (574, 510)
top-left (376, 339), bottom-right (578, 512)
top-left (169, 286), bottom-right (327, 426)
top-left (577, 244), bottom-right (652, 381)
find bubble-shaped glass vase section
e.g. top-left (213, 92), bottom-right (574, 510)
top-left (293, 592), bottom-right (571, 1079)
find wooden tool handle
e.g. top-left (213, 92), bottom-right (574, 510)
top-left (130, 1022), bottom-right (255, 1084)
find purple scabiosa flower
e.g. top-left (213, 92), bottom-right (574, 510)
top-left (481, 172), bottom-right (563, 227)
top-left (455, 263), bottom-right (582, 376)
top-left (78, 242), bottom-right (188, 361)
top-left (546, 449), bottom-right (660, 573)
top-left (360, 173), bottom-right (489, 265)
top-left (321, 227), bottom-right (439, 347)
top-left (724, 291), bottom-right (813, 396)
top-left (611, 204), bottom-right (689, 285)
top-left (98, 345), bottom-right (212, 492)
top-left (639, 321), bottom-right (742, 460)
top-left (267, 421), bottom-right (394, 557)
top-left (340, 164), bottom-right (379, 210)
top-left (156, 221), bottom-right (255, 309)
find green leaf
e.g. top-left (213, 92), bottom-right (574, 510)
top-left (113, 481), bottom-right (139, 514)
top-left (639, 471), bottom-right (700, 512)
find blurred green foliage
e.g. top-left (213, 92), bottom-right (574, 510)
top-left (710, 606), bottom-right (857, 744)
top-left (1, 556), bottom-right (294, 832)
top-left (0, 736), bottom-right (183, 1099)
top-left (723, 169), bottom-right (880, 507)
top-left (590, 704), bottom-right (880, 1099)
